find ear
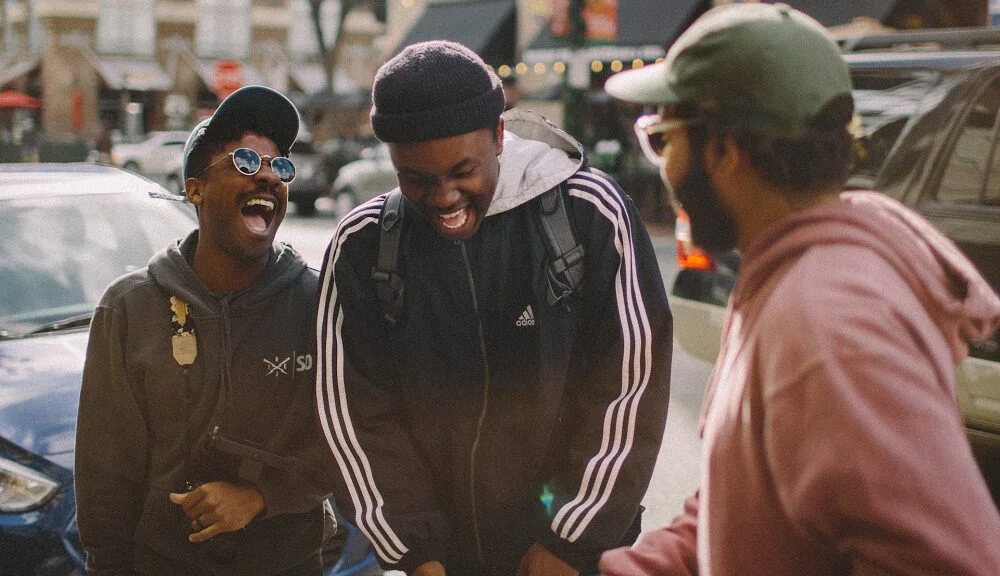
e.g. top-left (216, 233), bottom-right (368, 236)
top-left (185, 177), bottom-right (204, 206)
top-left (494, 118), bottom-right (505, 157)
top-left (703, 133), bottom-right (740, 179)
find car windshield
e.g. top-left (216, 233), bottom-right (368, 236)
top-left (0, 192), bottom-right (194, 337)
top-left (847, 69), bottom-right (939, 189)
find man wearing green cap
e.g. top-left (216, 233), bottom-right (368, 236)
top-left (601, 3), bottom-right (1000, 575)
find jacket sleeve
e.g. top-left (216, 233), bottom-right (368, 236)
top-left (254, 385), bottom-right (338, 518)
top-left (315, 206), bottom-right (449, 574)
top-left (599, 492), bottom-right (700, 576)
top-left (75, 304), bottom-right (148, 576)
top-left (537, 171), bottom-right (673, 571)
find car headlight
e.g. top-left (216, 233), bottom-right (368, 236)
top-left (0, 456), bottom-right (60, 512)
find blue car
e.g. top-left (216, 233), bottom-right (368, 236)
top-left (0, 163), bottom-right (380, 575)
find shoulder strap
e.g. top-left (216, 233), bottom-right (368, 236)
top-left (536, 181), bottom-right (584, 311)
top-left (373, 181), bottom-right (585, 323)
top-left (372, 189), bottom-right (406, 325)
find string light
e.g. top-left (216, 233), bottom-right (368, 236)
top-left (553, 61), bottom-right (566, 74)
top-left (534, 62), bottom-right (547, 74)
top-left (590, 60), bottom-right (603, 73)
top-left (515, 62), bottom-right (528, 75)
top-left (497, 64), bottom-right (512, 77)
top-left (610, 60), bottom-right (623, 72)
top-left (632, 59), bottom-right (644, 69)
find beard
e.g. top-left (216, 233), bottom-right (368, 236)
top-left (663, 149), bottom-right (739, 254)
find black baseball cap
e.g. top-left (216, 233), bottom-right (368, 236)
top-left (182, 85), bottom-right (300, 179)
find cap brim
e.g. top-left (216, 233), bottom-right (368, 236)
top-left (605, 61), bottom-right (678, 105)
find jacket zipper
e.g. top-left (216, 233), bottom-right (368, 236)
top-left (218, 297), bottom-right (235, 415)
top-left (460, 243), bottom-right (491, 570)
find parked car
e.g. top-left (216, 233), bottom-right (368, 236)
top-left (288, 138), bottom-right (331, 216)
top-left (331, 143), bottom-right (398, 215)
top-left (111, 130), bottom-right (189, 194)
top-left (669, 27), bottom-right (1000, 505)
top-left (0, 164), bottom-right (380, 575)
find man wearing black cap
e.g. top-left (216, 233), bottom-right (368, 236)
top-left (76, 85), bottom-right (335, 575)
top-left (316, 41), bottom-right (672, 576)
top-left (601, 4), bottom-right (1000, 575)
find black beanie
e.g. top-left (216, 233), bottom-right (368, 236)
top-left (371, 40), bottom-right (505, 143)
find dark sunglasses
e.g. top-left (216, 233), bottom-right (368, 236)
top-left (199, 147), bottom-right (296, 183)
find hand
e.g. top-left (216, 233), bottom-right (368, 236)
top-left (169, 481), bottom-right (265, 543)
top-left (412, 560), bottom-right (446, 576)
top-left (516, 544), bottom-right (579, 576)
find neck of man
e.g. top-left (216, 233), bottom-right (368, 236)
top-left (734, 182), bottom-right (843, 253)
top-left (192, 242), bottom-right (269, 294)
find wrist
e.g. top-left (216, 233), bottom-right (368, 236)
top-left (413, 560), bottom-right (446, 576)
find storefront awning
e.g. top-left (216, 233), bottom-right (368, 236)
top-left (393, 0), bottom-right (516, 66)
top-left (95, 57), bottom-right (172, 91)
top-left (0, 57), bottom-right (40, 89)
top-left (783, 0), bottom-right (898, 27)
top-left (523, 0), bottom-right (705, 64)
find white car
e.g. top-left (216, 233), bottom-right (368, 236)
top-left (330, 143), bottom-right (398, 215)
top-left (111, 130), bottom-right (190, 194)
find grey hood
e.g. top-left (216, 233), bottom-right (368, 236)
top-left (486, 108), bottom-right (586, 217)
top-left (147, 230), bottom-right (309, 314)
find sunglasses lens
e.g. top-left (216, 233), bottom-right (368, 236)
top-left (232, 148), bottom-right (261, 175)
top-left (648, 132), bottom-right (668, 156)
top-left (270, 157), bottom-right (295, 183)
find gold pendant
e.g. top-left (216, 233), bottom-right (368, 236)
top-left (172, 331), bottom-right (197, 365)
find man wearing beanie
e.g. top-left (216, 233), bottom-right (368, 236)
top-left (316, 41), bottom-right (672, 576)
top-left (601, 4), bottom-right (1000, 575)
top-left (77, 86), bottom-right (337, 575)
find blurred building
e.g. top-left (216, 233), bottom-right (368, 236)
top-left (0, 0), bottom-right (384, 144)
top-left (0, 0), bottom-right (991, 146)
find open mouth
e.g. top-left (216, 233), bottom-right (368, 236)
top-left (241, 197), bottom-right (275, 234)
top-left (438, 206), bottom-right (469, 231)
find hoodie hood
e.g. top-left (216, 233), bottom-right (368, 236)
top-left (147, 230), bottom-right (309, 314)
top-left (738, 191), bottom-right (1000, 363)
top-left (487, 108), bottom-right (585, 217)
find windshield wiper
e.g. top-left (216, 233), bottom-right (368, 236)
top-left (28, 313), bottom-right (94, 335)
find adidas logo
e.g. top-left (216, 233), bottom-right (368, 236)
top-left (516, 305), bottom-right (536, 327)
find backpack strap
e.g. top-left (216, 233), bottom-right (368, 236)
top-left (536, 182), bottom-right (585, 311)
top-left (373, 182), bottom-right (585, 323)
top-left (372, 189), bottom-right (406, 325)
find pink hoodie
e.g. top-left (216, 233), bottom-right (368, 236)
top-left (600, 191), bottom-right (1000, 576)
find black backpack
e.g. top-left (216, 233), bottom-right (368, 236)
top-left (371, 183), bottom-right (584, 325)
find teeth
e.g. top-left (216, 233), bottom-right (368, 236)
top-left (440, 208), bottom-right (468, 230)
top-left (245, 198), bottom-right (274, 211)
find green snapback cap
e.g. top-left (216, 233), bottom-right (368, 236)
top-left (605, 2), bottom-right (851, 139)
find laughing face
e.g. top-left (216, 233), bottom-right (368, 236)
top-left (187, 131), bottom-right (287, 264)
top-left (387, 122), bottom-right (503, 241)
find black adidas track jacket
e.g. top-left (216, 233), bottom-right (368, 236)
top-left (316, 115), bottom-right (672, 575)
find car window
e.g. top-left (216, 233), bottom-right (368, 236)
top-left (847, 71), bottom-right (934, 189)
top-left (935, 75), bottom-right (1000, 206)
top-left (0, 193), bottom-right (195, 335)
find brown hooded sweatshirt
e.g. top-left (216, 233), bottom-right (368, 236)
top-left (600, 191), bottom-right (1000, 576)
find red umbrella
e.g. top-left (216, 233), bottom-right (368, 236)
top-left (0, 90), bottom-right (40, 109)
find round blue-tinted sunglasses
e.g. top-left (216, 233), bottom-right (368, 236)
top-left (200, 147), bottom-right (296, 183)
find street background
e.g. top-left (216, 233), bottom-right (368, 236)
top-left (278, 199), bottom-right (713, 535)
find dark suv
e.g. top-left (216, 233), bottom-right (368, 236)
top-left (670, 27), bottom-right (1000, 504)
